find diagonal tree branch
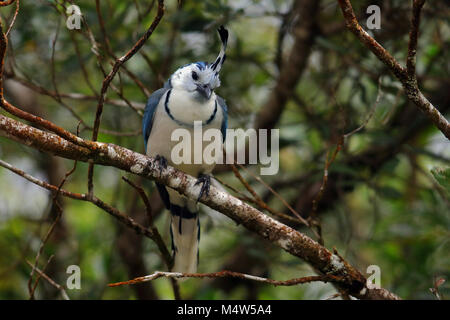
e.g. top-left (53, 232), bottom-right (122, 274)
top-left (336, 0), bottom-right (450, 140)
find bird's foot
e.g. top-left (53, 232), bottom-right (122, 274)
top-left (195, 174), bottom-right (211, 202)
top-left (154, 155), bottom-right (168, 176)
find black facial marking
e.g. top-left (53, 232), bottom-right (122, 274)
top-left (192, 71), bottom-right (199, 81)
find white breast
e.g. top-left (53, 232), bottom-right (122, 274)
top-left (146, 89), bottom-right (224, 178)
top-left (168, 89), bottom-right (217, 124)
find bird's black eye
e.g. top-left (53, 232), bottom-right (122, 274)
top-left (192, 71), bottom-right (199, 81)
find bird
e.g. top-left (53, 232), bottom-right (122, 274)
top-left (142, 26), bottom-right (229, 273)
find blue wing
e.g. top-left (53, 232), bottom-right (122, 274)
top-left (143, 86), bottom-right (172, 210)
top-left (142, 87), bottom-right (169, 151)
top-left (216, 96), bottom-right (228, 142)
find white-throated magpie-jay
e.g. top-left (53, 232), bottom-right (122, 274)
top-left (142, 26), bottom-right (228, 273)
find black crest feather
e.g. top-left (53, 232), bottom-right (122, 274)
top-left (217, 25), bottom-right (228, 45)
top-left (209, 25), bottom-right (228, 74)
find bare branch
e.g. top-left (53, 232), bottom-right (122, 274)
top-left (236, 163), bottom-right (312, 229)
top-left (0, 0), bottom-right (15, 7)
top-left (95, 0), bottom-right (151, 98)
top-left (29, 255), bottom-right (54, 300)
top-left (336, 0), bottom-right (450, 140)
top-left (5, 0), bottom-right (18, 37)
top-left (407, 0), bottom-right (426, 78)
top-left (121, 176), bottom-right (174, 269)
top-left (25, 260), bottom-right (69, 300)
top-left (122, 177), bottom-right (154, 225)
top-left (3, 76), bottom-right (146, 110)
top-left (108, 270), bottom-right (343, 288)
top-left (91, 0), bottom-right (164, 141)
top-left (230, 163), bottom-right (307, 228)
top-left (344, 77), bottom-right (383, 138)
top-left (87, 0), bottom-right (164, 196)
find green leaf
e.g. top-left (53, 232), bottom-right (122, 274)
top-left (431, 167), bottom-right (450, 194)
top-left (378, 186), bottom-right (402, 199)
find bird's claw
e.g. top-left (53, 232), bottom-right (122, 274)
top-left (155, 155), bottom-right (168, 176)
top-left (195, 174), bottom-right (211, 202)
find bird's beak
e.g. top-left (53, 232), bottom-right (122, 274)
top-left (196, 84), bottom-right (212, 100)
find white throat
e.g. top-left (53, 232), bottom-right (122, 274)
top-left (166, 89), bottom-right (217, 126)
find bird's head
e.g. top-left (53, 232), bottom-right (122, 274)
top-left (169, 26), bottom-right (228, 101)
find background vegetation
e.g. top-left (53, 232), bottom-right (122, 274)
top-left (0, 0), bottom-right (448, 299)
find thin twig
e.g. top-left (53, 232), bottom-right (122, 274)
top-left (25, 260), bottom-right (69, 300)
top-left (0, 0), bottom-right (15, 7)
top-left (91, 0), bottom-right (164, 141)
top-left (122, 177), bottom-right (154, 224)
top-left (344, 77), bottom-right (383, 138)
top-left (407, 0), bottom-right (426, 78)
top-left (122, 176), bottom-right (179, 298)
top-left (121, 176), bottom-right (173, 269)
top-left (108, 270), bottom-right (343, 288)
top-left (214, 175), bottom-right (257, 204)
top-left (50, 18), bottom-right (61, 100)
top-left (27, 202), bottom-right (62, 299)
top-left (308, 138), bottom-right (343, 245)
top-left (95, 0), bottom-right (150, 97)
top-left (5, 0), bottom-right (18, 37)
top-left (87, 0), bottom-right (164, 197)
top-left (28, 151), bottom-right (78, 299)
top-left (235, 163), bottom-right (311, 228)
top-left (230, 164), bottom-right (307, 227)
top-left (30, 254), bottom-right (54, 299)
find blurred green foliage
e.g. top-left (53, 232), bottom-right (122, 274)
top-left (0, 0), bottom-right (449, 299)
